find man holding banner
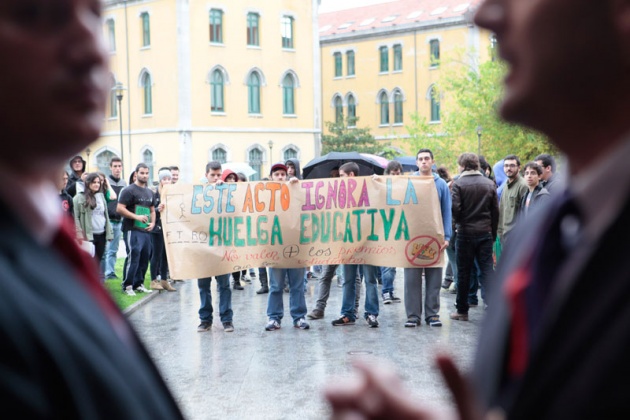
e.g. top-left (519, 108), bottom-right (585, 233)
top-left (332, 162), bottom-right (381, 328)
top-left (265, 163), bottom-right (310, 331)
top-left (403, 149), bottom-right (452, 328)
top-left (197, 161), bottom-right (234, 333)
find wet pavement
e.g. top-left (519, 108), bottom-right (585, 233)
top-left (128, 270), bottom-right (482, 420)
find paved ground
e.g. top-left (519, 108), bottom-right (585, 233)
top-left (129, 270), bottom-right (482, 420)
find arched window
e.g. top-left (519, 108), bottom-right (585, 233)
top-left (211, 69), bottom-right (224, 112)
top-left (282, 74), bottom-right (295, 115)
top-left (334, 96), bottom-right (343, 124)
top-left (430, 86), bottom-right (440, 122)
top-left (347, 94), bottom-right (356, 125)
top-left (212, 147), bottom-right (227, 163)
top-left (141, 72), bottom-right (152, 115)
top-left (248, 72), bottom-right (261, 114)
top-left (248, 148), bottom-right (263, 181)
top-left (393, 90), bottom-right (403, 124)
top-left (142, 149), bottom-right (154, 184)
top-left (379, 91), bottom-right (389, 125)
top-left (284, 148), bottom-right (298, 161)
top-left (96, 150), bottom-right (117, 176)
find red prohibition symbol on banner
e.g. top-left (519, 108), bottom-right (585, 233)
top-left (405, 235), bottom-right (441, 267)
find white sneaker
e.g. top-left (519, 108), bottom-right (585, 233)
top-left (124, 286), bottom-right (136, 296)
top-left (134, 284), bottom-right (152, 293)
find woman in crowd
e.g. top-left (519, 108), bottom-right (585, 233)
top-left (73, 173), bottom-right (113, 280)
top-left (150, 169), bottom-right (177, 291)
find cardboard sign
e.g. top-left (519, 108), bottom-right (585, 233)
top-left (162, 176), bottom-right (445, 279)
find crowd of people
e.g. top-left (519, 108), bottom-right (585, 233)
top-left (4, 0), bottom-right (629, 417)
top-left (60, 155), bottom-right (182, 294)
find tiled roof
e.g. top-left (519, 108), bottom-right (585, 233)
top-left (319, 0), bottom-right (481, 37)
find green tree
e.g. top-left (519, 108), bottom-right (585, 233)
top-left (321, 117), bottom-right (388, 154)
top-left (406, 50), bottom-right (554, 170)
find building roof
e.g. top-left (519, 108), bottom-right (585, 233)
top-left (318, 0), bottom-right (481, 38)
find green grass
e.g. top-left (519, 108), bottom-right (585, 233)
top-left (104, 258), bottom-right (153, 311)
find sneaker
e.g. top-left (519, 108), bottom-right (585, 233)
top-left (123, 286), bottom-right (136, 296)
top-left (307, 309), bottom-right (324, 320)
top-left (294, 318), bottom-right (310, 330)
top-left (450, 312), bottom-right (469, 321)
top-left (426, 316), bottom-right (442, 327)
top-left (222, 322), bottom-right (234, 332)
top-left (383, 293), bottom-right (393, 304)
top-left (197, 321), bottom-right (212, 332)
top-left (265, 319), bottom-right (281, 331)
top-left (389, 292), bottom-right (401, 303)
top-left (404, 318), bottom-right (420, 328)
top-left (331, 316), bottom-right (355, 326)
top-left (365, 314), bottom-right (379, 328)
top-left (242, 274), bottom-right (252, 283)
top-left (134, 284), bottom-right (152, 293)
top-left (441, 279), bottom-right (453, 289)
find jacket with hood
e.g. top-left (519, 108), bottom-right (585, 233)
top-left (66, 155), bottom-right (86, 197)
top-left (285, 158), bottom-right (302, 180)
top-left (221, 169), bottom-right (238, 182)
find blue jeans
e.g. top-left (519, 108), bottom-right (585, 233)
top-left (341, 264), bottom-right (379, 321)
top-left (455, 233), bottom-right (494, 313)
top-left (380, 266), bottom-right (396, 294)
top-left (122, 230), bottom-right (151, 290)
top-left (198, 274), bottom-right (232, 323)
top-left (445, 241), bottom-right (458, 284)
top-left (104, 221), bottom-right (122, 278)
top-left (267, 267), bottom-right (307, 323)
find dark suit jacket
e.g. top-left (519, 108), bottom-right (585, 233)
top-left (473, 192), bottom-right (630, 419)
top-left (0, 202), bottom-right (183, 419)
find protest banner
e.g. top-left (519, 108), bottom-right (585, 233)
top-left (162, 176), bottom-right (445, 279)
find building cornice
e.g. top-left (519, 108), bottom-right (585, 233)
top-left (101, 127), bottom-right (322, 136)
top-left (320, 16), bottom-right (471, 45)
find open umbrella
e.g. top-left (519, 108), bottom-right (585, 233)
top-left (394, 156), bottom-right (418, 173)
top-left (302, 151), bottom-right (385, 179)
top-left (222, 162), bottom-right (257, 178)
top-left (360, 153), bottom-right (389, 168)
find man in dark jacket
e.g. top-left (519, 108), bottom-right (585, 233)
top-left (450, 153), bottom-right (499, 319)
top-left (521, 161), bottom-right (551, 218)
top-left (0, 0), bottom-right (183, 417)
top-left (104, 157), bottom-right (127, 279)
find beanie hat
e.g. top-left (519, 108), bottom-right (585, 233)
top-left (158, 169), bottom-right (172, 182)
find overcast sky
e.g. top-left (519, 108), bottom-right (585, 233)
top-left (318, 0), bottom-right (398, 13)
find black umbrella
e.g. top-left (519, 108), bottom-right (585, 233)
top-left (394, 156), bottom-right (419, 173)
top-left (302, 151), bottom-right (385, 179)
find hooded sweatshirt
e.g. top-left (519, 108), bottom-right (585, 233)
top-left (66, 155), bottom-right (86, 197)
top-left (221, 169), bottom-right (238, 182)
top-left (285, 158), bottom-right (302, 180)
